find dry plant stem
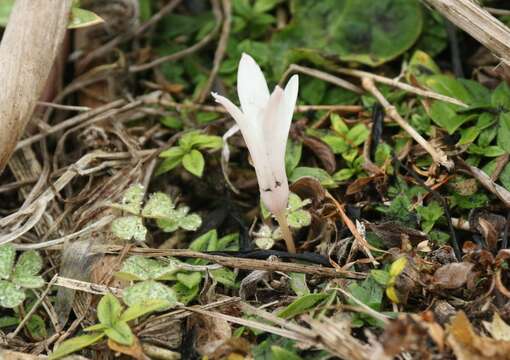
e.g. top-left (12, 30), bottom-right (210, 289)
top-left (197, 0), bottom-right (232, 102)
top-left (423, 0), bottom-right (510, 67)
top-left (333, 66), bottom-right (468, 107)
top-left (362, 77), bottom-right (454, 170)
top-left (284, 64), bottom-right (363, 94)
top-left (0, 0), bottom-right (73, 174)
top-left (129, 0), bottom-right (222, 72)
top-left (274, 211), bottom-right (296, 253)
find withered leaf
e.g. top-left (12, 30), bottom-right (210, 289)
top-left (303, 136), bottom-right (336, 174)
top-left (433, 262), bottom-right (474, 289)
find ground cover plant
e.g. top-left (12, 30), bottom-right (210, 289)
top-left (1, 0), bottom-right (510, 359)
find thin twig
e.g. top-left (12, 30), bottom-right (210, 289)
top-left (129, 0), bottom-right (222, 73)
top-left (36, 101), bottom-right (91, 112)
top-left (362, 77), bottom-right (454, 170)
top-left (9, 274), bottom-right (59, 338)
top-left (197, 0), bottom-right (232, 103)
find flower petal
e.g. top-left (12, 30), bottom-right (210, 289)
top-left (237, 53), bottom-right (270, 122)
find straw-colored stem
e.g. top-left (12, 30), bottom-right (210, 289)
top-left (274, 211), bottom-right (296, 253)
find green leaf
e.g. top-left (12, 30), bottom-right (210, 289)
top-left (333, 168), bottom-right (357, 182)
top-left (13, 250), bottom-right (42, 277)
top-left (0, 244), bottom-right (16, 279)
top-left (111, 216), bottom-right (147, 242)
top-left (289, 167), bottom-right (336, 188)
top-left (210, 268), bottom-right (238, 288)
top-left (111, 184), bottom-right (145, 215)
top-left (156, 147), bottom-right (185, 175)
top-left (277, 293), bottom-right (329, 319)
top-left (48, 333), bottom-right (105, 360)
top-left (179, 131), bottom-right (223, 151)
top-left (179, 213), bottom-right (202, 231)
top-left (417, 201), bottom-right (443, 233)
top-left (0, 280), bottom-right (25, 308)
top-left (83, 323), bottom-right (108, 332)
top-left (11, 275), bottom-right (44, 289)
top-left (346, 124), bottom-right (369, 146)
top-left (285, 139), bottom-right (302, 174)
top-left (172, 282), bottom-right (200, 304)
top-left (68, 8), bottom-right (104, 29)
top-left (160, 115), bottom-right (182, 129)
top-left (189, 230), bottom-right (218, 252)
top-left (458, 126), bottom-right (481, 145)
top-left (176, 272), bottom-right (202, 289)
top-left (97, 293), bottom-right (123, 326)
top-left (104, 321), bottom-right (134, 346)
top-left (498, 112), bottom-right (510, 153)
top-left (347, 277), bottom-right (383, 311)
top-left (370, 270), bottom-right (390, 286)
top-left (122, 280), bottom-right (178, 310)
top-left (116, 256), bottom-right (178, 281)
top-left (287, 209), bottom-right (311, 229)
top-left (271, 346), bottom-right (304, 360)
top-left (289, 273), bottom-right (309, 297)
top-left (120, 300), bottom-right (168, 322)
top-left (26, 314), bottom-right (47, 341)
top-left (0, 0), bottom-right (13, 26)
top-left (500, 163), bottom-right (510, 191)
top-left (468, 144), bottom-right (506, 157)
top-left (492, 82), bottom-right (510, 110)
top-left (141, 192), bottom-right (174, 219)
top-left (182, 149), bottom-right (205, 177)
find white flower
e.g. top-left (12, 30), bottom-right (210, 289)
top-left (212, 53), bottom-right (299, 216)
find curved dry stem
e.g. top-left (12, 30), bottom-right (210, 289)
top-left (274, 211), bottom-right (296, 254)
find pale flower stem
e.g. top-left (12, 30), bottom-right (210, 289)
top-left (274, 211), bottom-right (296, 253)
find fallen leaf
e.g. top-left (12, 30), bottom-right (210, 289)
top-left (191, 314), bottom-right (232, 357)
top-left (433, 262), bottom-right (474, 289)
top-left (107, 335), bottom-right (147, 360)
top-left (483, 312), bottom-right (510, 341)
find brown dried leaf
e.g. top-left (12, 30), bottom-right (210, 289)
top-left (290, 176), bottom-right (326, 209)
top-left (346, 176), bottom-right (374, 196)
top-left (478, 217), bottom-right (499, 251)
top-left (447, 311), bottom-right (510, 360)
top-left (303, 136), bottom-right (336, 174)
top-left (366, 221), bottom-right (428, 248)
top-left (107, 336), bottom-right (147, 360)
top-left (483, 313), bottom-right (510, 341)
top-left (191, 314), bottom-right (232, 357)
top-left (433, 262), bottom-right (474, 289)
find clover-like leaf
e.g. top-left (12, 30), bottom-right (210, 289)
top-left (11, 274), bottom-right (44, 289)
top-left (111, 216), bottom-right (147, 242)
top-left (0, 280), bottom-right (26, 308)
top-left (104, 321), bottom-right (133, 346)
top-left (0, 244), bottom-right (15, 279)
top-left (141, 192), bottom-right (174, 219)
top-left (255, 237), bottom-right (275, 250)
top-left (97, 293), bottom-right (123, 327)
top-left (288, 193), bottom-right (311, 212)
top-left (182, 149), bottom-right (205, 177)
top-left (116, 256), bottom-right (179, 281)
top-left (156, 218), bottom-right (180, 233)
top-left (287, 209), bottom-right (312, 229)
top-left (13, 250), bottom-right (42, 277)
top-left (179, 213), bottom-right (202, 231)
top-left (111, 184), bottom-right (145, 215)
top-left (122, 280), bottom-right (178, 310)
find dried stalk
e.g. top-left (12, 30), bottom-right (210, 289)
top-left (423, 0), bottom-right (510, 67)
top-left (0, 0), bottom-right (73, 173)
top-left (362, 78), bottom-right (454, 170)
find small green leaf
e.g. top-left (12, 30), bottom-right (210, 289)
top-left (277, 293), bottom-right (329, 319)
top-left (271, 346), bottom-right (304, 360)
top-left (120, 299), bottom-right (168, 322)
top-left (68, 8), bottom-right (104, 29)
top-left (0, 316), bottom-right (19, 328)
top-left (48, 333), bottom-right (105, 360)
top-left (255, 236), bottom-right (274, 249)
top-left (141, 192), bottom-right (174, 219)
top-left (331, 114), bottom-right (349, 134)
top-left (97, 293), bottom-right (123, 326)
top-left (210, 268), bottom-right (237, 288)
top-left (122, 280), bottom-right (177, 310)
top-left (111, 216), bottom-right (147, 242)
top-left (0, 280), bottom-right (25, 308)
top-left (498, 112), bottom-right (510, 153)
top-left (13, 250), bottom-right (42, 277)
top-left (116, 256), bottom-right (178, 281)
top-left (176, 272), bottom-right (202, 289)
top-left (179, 213), bottom-right (202, 231)
top-left (287, 209), bottom-right (311, 229)
top-left (285, 139), bottom-right (303, 174)
top-left (0, 244), bottom-right (16, 279)
top-left (111, 184), bottom-right (145, 215)
top-left (11, 274), bottom-right (44, 289)
top-left (370, 270), bottom-right (390, 286)
top-left (189, 230), bottom-right (218, 252)
top-left (333, 168), bottom-right (357, 181)
top-left (289, 167), bottom-right (336, 188)
top-left (160, 115), bottom-right (182, 129)
top-left (179, 131), bottom-right (222, 151)
top-left (492, 82), bottom-right (510, 110)
top-left (26, 314), bottom-right (47, 341)
top-left (346, 124), bottom-right (369, 146)
top-left (0, 0), bottom-right (14, 26)
top-left (104, 321), bottom-right (134, 346)
top-left (289, 273), bottom-right (309, 297)
top-left (156, 147), bottom-right (185, 175)
top-left (182, 149), bottom-right (205, 177)
top-left (83, 323), bottom-right (108, 332)
top-left (172, 282), bottom-right (200, 304)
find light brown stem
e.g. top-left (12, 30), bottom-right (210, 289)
top-left (275, 211), bottom-right (296, 253)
